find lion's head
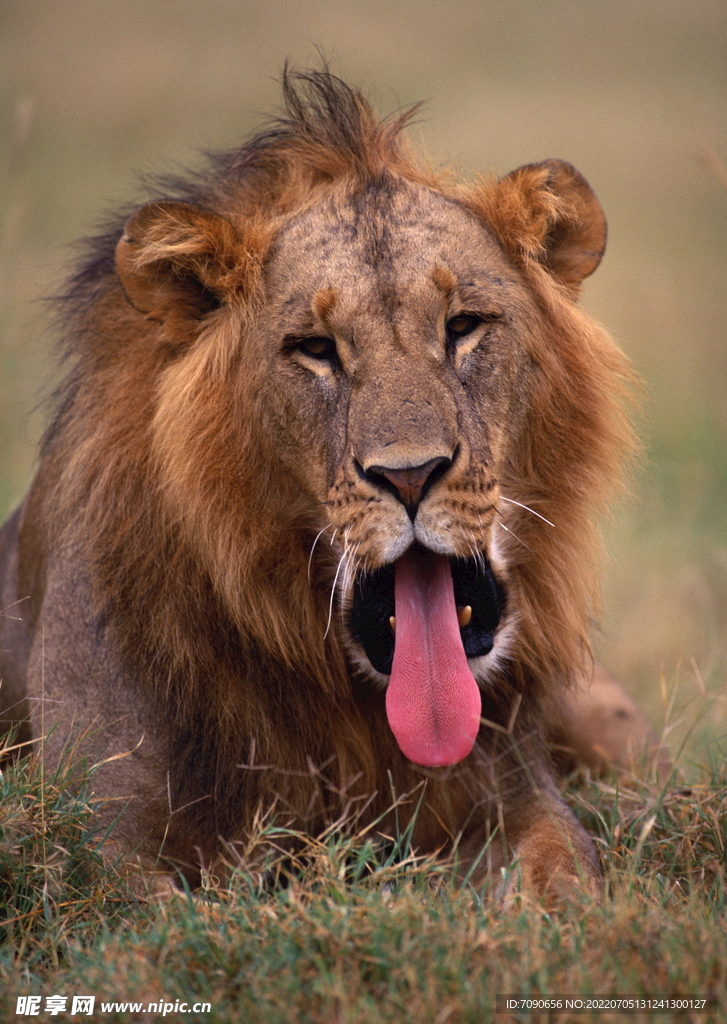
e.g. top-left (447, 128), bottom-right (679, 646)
top-left (0, 68), bottom-right (640, 895)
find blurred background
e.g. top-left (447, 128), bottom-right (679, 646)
top-left (1, 0), bottom-right (725, 765)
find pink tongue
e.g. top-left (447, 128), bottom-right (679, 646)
top-left (385, 548), bottom-right (481, 767)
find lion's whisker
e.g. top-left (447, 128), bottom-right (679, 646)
top-left (325, 531), bottom-right (359, 638)
top-left (499, 495), bottom-right (555, 528)
top-left (471, 523), bottom-right (489, 573)
top-left (308, 524), bottom-right (334, 582)
top-left (324, 550), bottom-right (347, 640)
top-left (339, 542), bottom-right (360, 613)
top-left (495, 517), bottom-right (534, 553)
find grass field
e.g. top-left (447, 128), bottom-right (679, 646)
top-left (1, 1), bottom-right (726, 1019)
top-left (1, 743), bottom-right (726, 1022)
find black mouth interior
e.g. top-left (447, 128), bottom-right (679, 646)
top-left (349, 550), bottom-right (506, 676)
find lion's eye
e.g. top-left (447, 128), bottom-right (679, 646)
top-left (445, 312), bottom-right (501, 355)
top-left (446, 313), bottom-right (483, 342)
top-left (296, 336), bottom-right (337, 361)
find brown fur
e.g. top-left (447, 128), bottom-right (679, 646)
top-left (0, 69), bottom-right (645, 900)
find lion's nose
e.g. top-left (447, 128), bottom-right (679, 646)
top-left (364, 456), bottom-right (452, 518)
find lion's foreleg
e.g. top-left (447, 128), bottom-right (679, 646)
top-left (499, 785), bottom-right (603, 905)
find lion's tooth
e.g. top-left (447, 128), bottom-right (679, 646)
top-left (389, 616), bottom-right (396, 632)
top-left (457, 605), bottom-right (472, 628)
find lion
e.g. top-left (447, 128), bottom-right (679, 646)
top-left (0, 69), bottom-right (657, 901)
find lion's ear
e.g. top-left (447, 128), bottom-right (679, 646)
top-left (470, 159), bottom-right (607, 292)
top-left (115, 201), bottom-right (244, 321)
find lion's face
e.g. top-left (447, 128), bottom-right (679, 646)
top-left (254, 180), bottom-right (541, 765)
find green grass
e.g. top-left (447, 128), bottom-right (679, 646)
top-left (1, 734), bottom-right (726, 1023)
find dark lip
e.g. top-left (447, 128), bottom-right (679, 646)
top-left (349, 544), bottom-right (506, 676)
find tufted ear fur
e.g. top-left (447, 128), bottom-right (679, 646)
top-left (468, 159), bottom-right (607, 293)
top-left (115, 200), bottom-right (248, 321)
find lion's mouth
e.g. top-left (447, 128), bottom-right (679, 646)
top-left (351, 545), bottom-right (504, 675)
top-left (350, 544), bottom-right (505, 767)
